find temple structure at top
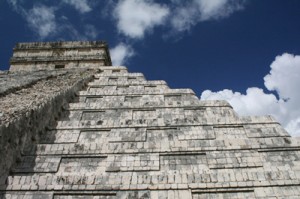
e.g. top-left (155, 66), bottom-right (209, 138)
top-left (9, 41), bottom-right (112, 71)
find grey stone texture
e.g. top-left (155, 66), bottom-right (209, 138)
top-left (1, 41), bottom-right (300, 198)
top-left (9, 41), bottom-right (111, 71)
top-left (0, 68), bottom-right (96, 188)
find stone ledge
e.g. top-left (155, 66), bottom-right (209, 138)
top-left (14, 41), bottom-right (108, 49)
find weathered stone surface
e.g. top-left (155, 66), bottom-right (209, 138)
top-left (10, 41), bottom-right (112, 71)
top-left (0, 68), bottom-right (95, 185)
top-left (0, 70), bottom-right (66, 96)
top-left (1, 41), bottom-right (300, 198)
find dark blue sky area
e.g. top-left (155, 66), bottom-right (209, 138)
top-left (1, 0), bottom-right (300, 96)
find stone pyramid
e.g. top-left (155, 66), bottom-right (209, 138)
top-left (1, 41), bottom-right (300, 198)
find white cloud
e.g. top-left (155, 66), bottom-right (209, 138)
top-left (201, 53), bottom-right (300, 137)
top-left (25, 5), bottom-right (57, 39)
top-left (171, 0), bottom-right (245, 32)
top-left (264, 53), bottom-right (300, 101)
top-left (197, 0), bottom-right (233, 20)
top-left (113, 0), bottom-right (169, 38)
top-left (62, 0), bottom-right (92, 13)
top-left (109, 0), bottom-right (246, 38)
top-left (201, 88), bottom-right (283, 117)
top-left (286, 118), bottom-right (300, 137)
top-left (110, 43), bottom-right (135, 65)
top-left (170, 3), bottom-right (198, 32)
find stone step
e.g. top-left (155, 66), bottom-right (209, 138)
top-left (12, 156), bottom-right (61, 173)
top-left (74, 93), bottom-right (199, 105)
top-left (78, 88), bottom-right (195, 96)
top-left (88, 80), bottom-right (167, 86)
top-left (24, 137), bottom-right (300, 155)
top-left (59, 106), bottom-right (238, 123)
top-left (94, 72), bottom-right (143, 78)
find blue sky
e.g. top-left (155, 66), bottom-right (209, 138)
top-left (1, 0), bottom-right (300, 136)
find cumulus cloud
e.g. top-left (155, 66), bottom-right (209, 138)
top-left (264, 53), bottom-right (300, 101)
top-left (110, 43), bottom-right (135, 65)
top-left (171, 0), bottom-right (246, 32)
top-left (25, 5), bottom-right (57, 39)
top-left (201, 88), bottom-right (284, 117)
top-left (62, 0), bottom-right (92, 13)
top-left (201, 53), bottom-right (300, 136)
top-left (113, 0), bottom-right (169, 38)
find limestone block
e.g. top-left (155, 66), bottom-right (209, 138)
top-left (106, 153), bottom-right (159, 172)
top-left (54, 195), bottom-right (116, 199)
top-left (214, 126), bottom-right (247, 139)
top-left (56, 157), bottom-right (106, 175)
top-left (109, 128), bottom-right (147, 142)
top-left (193, 190), bottom-right (256, 199)
top-left (179, 126), bottom-right (215, 140)
top-left (160, 153), bottom-right (208, 173)
top-left (207, 151), bottom-right (263, 169)
top-left (2, 192), bottom-right (53, 199)
top-left (77, 130), bottom-right (111, 144)
top-left (12, 156), bottom-right (61, 173)
top-left (245, 123), bottom-right (290, 138)
top-left (40, 130), bottom-right (81, 144)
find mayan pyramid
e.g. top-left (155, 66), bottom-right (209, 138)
top-left (1, 41), bottom-right (300, 198)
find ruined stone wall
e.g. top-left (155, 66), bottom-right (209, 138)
top-left (0, 69), bottom-right (95, 183)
